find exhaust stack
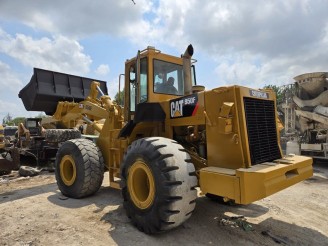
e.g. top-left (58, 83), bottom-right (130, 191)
top-left (183, 44), bottom-right (194, 95)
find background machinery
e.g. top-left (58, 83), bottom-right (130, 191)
top-left (0, 125), bottom-right (4, 151)
top-left (281, 72), bottom-right (328, 161)
top-left (0, 68), bottom-right (108, 173)
top-left (19, 45), bottom-right (313, 234)
top-left (0, 117), bottom-right (81, 174)
top-left (0, 125), bottom-right (17, 175)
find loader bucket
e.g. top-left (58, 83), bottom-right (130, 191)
top-left (19, 68), bottom-right (108, 115)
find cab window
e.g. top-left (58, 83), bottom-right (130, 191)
top-left (129, 66), bottom-right (136, 112)
top-left (139, 58), bottom-right (148, 103)
top-left (153, 59), bottom-right (184, 96)
top-left (129, 57), bottom-right (148, 111)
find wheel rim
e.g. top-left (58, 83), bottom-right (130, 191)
top-left (127, 160), bottom-right (155, 210)
top-left (60, 155), bottom-right (77, 186)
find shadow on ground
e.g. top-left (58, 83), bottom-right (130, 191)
top-left (105, 196), bottom-right (328, 246)
top-left (47, 185), bottom-right (122, 213)
top-left (1, 162), bottom-right (327, 245)
top-left (0, 174), bottom-right (56, 204)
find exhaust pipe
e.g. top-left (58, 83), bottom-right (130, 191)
top-left (183, 44), bottom-right (194, 96)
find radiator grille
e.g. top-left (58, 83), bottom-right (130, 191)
top-left (244, 97), bottom-right (281, 164)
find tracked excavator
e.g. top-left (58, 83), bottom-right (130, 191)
top-left (18, 45), bottom-right (312, 233)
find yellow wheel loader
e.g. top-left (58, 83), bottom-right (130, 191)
top-left (19, 45), bottom-right (313, 234)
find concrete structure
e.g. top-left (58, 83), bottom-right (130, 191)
top-left (283, 72), bottom-right (328, 160)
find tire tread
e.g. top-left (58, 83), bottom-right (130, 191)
top-left (55, 138), bottom-right (104, 198)
top-left (121, 137), bottom-right (197, 233)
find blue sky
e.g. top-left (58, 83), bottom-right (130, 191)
top-left (0, 0), bottom-right (328, 122)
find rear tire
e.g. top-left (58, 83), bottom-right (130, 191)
top-left (121, 137), bottom-right (197, 234)
top-left (55, 139), bottom-right (104, 198)
top-left (45, 129), bottom-right (81, 143)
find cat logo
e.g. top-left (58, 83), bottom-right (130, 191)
top-left (170, 100), bottom-right (184, 118)
top-left (170, 94), bottom-right (198, 119)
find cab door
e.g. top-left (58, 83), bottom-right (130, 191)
top-left (124, 56), bottom-right (148, 122)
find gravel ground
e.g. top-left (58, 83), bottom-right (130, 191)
top-left (0, 161), bottom-right (327, 246)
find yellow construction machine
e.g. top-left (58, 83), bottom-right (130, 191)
top-left (20, 45), bottom-right (313, 234)
top-left (0, 125), bottom-right (18, 174)
top-left (0, 125), bottom-right (4, 151)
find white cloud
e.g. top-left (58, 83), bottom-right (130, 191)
top-left (107, 80), bottom-right (119, 99)
top-left (178, 1), bottom-right (328, 57)
top-left (95, 64), bottom-right (110, 76)
top-left (0, 0), bottom-right (152, 38)
top-left (178, 0), bottom-right (328, 88)
top-left (0, 60), bottom-right (42, 122)
top-left (0, 100), bottom-right (22, 118)
top-left (138, 0), bottom-right (194, 49)
top-left (114, 0), bottom-right (328, 89)
top-left (0, 0), bottom-right (328, 91)
top-left (0, 61), bottom-right (23, 92)
top-left (0, 30), bottom-right (92, 75)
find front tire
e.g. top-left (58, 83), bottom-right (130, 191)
top-left (121, 137), bottom-right (197, 234)
top-left (55, 139), bottom-right (104, 198)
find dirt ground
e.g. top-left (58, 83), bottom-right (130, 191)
top-left (0, 161), bottom-right (327, 246)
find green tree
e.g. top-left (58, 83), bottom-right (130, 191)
top-left (264, 84), bottom-right (296, 106)
top-left (263, 85), bottom-right (284, 104)
top-left (2, 114), bottom-right (25, 126)
top-left (2, 113), bottom-right (13, 125)
top-left (11, 117), bottom-right (26, 126)
top-left (114, 90), bottom-right (124, 106)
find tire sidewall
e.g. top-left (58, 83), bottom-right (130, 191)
top-left (122, 150), bottom-right (166, 215)
top-left (121, 137), bottom-right (196, 234)
top-left (55, 141), bottom-right (86, 197)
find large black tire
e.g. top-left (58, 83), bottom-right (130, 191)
top-left (45, 129), bottom-right (81, 143)
top-left (55, 139), bottom-right (104, 198)
top-left (121, 137), bottom-right (197, 234)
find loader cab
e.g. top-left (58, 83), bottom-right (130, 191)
top-left (24, 118), bottom-right (43, 136)
top-left (124, 46), bottom-right (196, 121)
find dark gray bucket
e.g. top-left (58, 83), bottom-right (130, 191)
top-left (19, 68), bottom-right (108, 115)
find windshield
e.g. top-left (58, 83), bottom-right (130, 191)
top-left (153, 59), bottom-right (184, 96)
top-left (26, 120), bottom-right (38, 128)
